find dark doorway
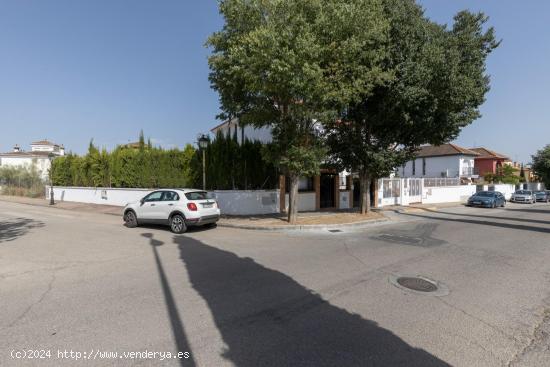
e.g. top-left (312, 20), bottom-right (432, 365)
top-left (320, 174), bottom-right (336, 208)
top-left (353, 178), bottom-right (376, 208)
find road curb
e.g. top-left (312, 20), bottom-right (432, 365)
top-left (217, 216), bottom-right (390, 232)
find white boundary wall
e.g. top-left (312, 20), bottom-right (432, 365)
top-left (284, 192), bottom-right (316, 212)
top-left (46, 186), bottom-right (152, 206)
top-left (422, 185), bottom-right (477, 204)
top-left (376, 179), bottom-right (518, 207)
top-left (47, 180), bottom-right (523, 214)
top-left (214, 190), bottom-right (279, 215)
top-left (45, 186), bottom-right (281, 215)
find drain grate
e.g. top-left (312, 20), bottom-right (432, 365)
top-left (396, 277), bottom-right (438, 292)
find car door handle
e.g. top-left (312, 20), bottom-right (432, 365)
top-left (168, 203), bottom-right (174, 206)
top-left (150, 204), bottom-right (156, 206)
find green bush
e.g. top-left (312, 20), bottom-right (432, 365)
top-left (0, 165), bottom-right (45, 198)
top-left (190, 131), bottom-right (278, 190)
top-left (51, 139), bottom-right (196, 189)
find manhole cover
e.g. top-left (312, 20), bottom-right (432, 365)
top-left (396, 277), bottom-right (438, 292)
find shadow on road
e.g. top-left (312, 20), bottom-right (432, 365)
top-left (401, 211), bottom-right (550, 234)
top-left (504, 207), bottom-right (550, 215)
top-left (175, 235), bottom-right (450, 367)
top-left (0, 217), bottom-right (44, 243)
top-left (429, 209), bottom-right (550, 226)
top-left (141, 233), bottom-right (196, 367)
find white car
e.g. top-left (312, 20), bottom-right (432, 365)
top-left (123, 189), bottom-right (220, 233)
top-left (510, 190), bottom-right (536, 204)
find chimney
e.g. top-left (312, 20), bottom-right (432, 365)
top-left (13, 144), bottom-right (20, 153)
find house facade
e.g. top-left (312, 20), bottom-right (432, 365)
top-left (469, 147), bottom-right (510, 177)
top-left (0, 140), bottom-right (65, 180)
top-left (401, 144), bottom-right (480, 180)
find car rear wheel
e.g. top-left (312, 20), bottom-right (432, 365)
top-left (124, 211), bottom-right (138, 228)
top-left (170, 214), bottom-right (187, 234)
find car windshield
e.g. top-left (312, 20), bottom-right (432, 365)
top-left (516, 190), bottom-right (532, 195)
top-left (185, 191), bottom-right (214, 200)
top-left (535, 191), bottom-right (545, 195)
top-left (475, 192), bottom-right (495, 197)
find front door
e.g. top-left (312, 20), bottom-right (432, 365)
top-left (320, 174), bottom-right (336, 209)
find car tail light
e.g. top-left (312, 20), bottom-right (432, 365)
top-left (187, 203), bottom-right (198, 211)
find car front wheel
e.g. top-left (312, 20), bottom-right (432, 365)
top-left (170, 214), bottom-right (187, 234)
top-left (125, 211), bottom-right (138, 228)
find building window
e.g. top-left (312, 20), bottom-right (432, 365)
top-left (412, 159), bottom-right (416, 175)
top-left (422, 158), bottom-right (426, 176)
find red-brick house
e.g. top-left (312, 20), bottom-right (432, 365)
top-left (469, 148), bottom-right (510, 177)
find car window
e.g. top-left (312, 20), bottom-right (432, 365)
top-left (143, 191), bottom-right (163, 202)
top-left (162, 191), bottom-right (180, 201)
top-left (185, 191), bottom-right (214, 200)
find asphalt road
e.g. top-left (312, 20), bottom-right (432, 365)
top-left (1, 200), bottom-right (549, 367)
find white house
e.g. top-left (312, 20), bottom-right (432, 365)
top-left (401, 144), bottom-right (480, 179)
top-left (0, 140), bottom-right (65, 180)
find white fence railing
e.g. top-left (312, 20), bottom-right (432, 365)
top-left (424, 177), bottom-right (460, 187)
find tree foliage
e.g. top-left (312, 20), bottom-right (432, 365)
top-left (0, 165), bottom-right (44, 197)
top-left (207, 0), bottom-right (389, 222)
top-left (324, 0), bottom-right (499, 213)
top-left (484, 164), bottom-right (519, 185)
top-left (532, 145), bottom-right (550, 186)
top-left (51, 137), bottom-right (196, 188)
top-left (190, 131), bottom-right (278, 190)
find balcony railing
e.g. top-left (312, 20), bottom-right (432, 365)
top-left (460, 167), bottom-right (479, 176)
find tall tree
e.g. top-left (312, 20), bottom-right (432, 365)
top-left (324, 0), bottom-right (499, 213)
top-left (207, 0), bottom-right (386, 223)
top-left (532, 145), bottom-right (550, 186)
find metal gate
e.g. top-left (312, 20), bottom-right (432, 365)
top-left (408, 178), bottom-right (422, 203)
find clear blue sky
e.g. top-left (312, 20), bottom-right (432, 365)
top-left (0, 1), bottom-right (548, 163)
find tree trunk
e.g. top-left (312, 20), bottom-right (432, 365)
top-left (288, 175), bottom-right (299, 224)
top-left (359, 171), bottom-right (371, 215)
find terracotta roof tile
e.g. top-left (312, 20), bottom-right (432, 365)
top-left (415, 144), bottom-right (480, 158)
top-left (31, 139), bottom-right (58, 146)
top-left (469, 147), bottom-right (510, 160)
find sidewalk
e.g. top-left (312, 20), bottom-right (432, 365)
top-left (0, 195), bottom-right (122, 216)
top-left (378, 202), bottom-right (464, 213)
top-left (218, 211), bottom-right (389, 231)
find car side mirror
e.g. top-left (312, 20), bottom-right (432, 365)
top-left (140, 199), bottom-right (145, 206)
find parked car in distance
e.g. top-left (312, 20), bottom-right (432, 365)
top-left (467, 191), bottom-right (506, 208)
top-left (510, 190), bottom-right (536, 204)
top-left (534, 191), bottom-right (549, 203)
top-left (123, 189), bottom-right (220, 234)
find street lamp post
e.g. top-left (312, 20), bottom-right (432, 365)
top-left (198, 134), bottom-right (210, 191)
top-left (48, 153), bottom-right (55, 205)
